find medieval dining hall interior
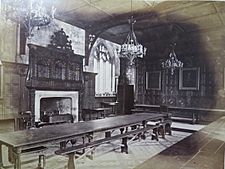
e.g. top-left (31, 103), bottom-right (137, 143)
top-left (0, 0), bottom-right (225, 169)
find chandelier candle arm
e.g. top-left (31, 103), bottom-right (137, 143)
top-left (118, 15), bottom-right (147, 65)
top-left (162, 43), bottom-right (183, 75)
top-left (1, 0), bottom-right (55, 38)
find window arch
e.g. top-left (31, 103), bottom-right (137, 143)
top-left (93, 42), bottom-right (116, 96)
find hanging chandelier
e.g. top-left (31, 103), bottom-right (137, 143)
top-left (117, 0), bottom-right (146, 65)
top-left (1, 0), bottom-right (55, 38)
top-left (162, 43), bottom-right (183, 75)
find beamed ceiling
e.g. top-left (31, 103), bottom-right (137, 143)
top-left (44, 0), bottom-right (225, 62)
top-left (47, 0), bottom-right (225, 42)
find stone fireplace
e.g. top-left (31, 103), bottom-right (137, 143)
top-left (26, 30), bottom-right (84, 126)
top-left (35, 90), bottom-right (79, 122)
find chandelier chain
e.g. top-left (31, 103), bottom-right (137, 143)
top-left (117, 0), bottom-right (147, 65)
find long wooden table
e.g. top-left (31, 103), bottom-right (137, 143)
top-left (135, 104), bottom-right (225, 123)
top-left (0, 113), bottom-right (170, 169)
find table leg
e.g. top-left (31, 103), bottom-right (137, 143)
top-left (68, 153), bottom-right (75, 169)
top-left (82, 137), bottom-right (85, 154)
top-left (152, 128), bottom-right (159, 141)
top-left (165, 123), bottom-right (172, 135)
top-left (141, 121), bottom-right (147, 139)
top-left (120, 128), bottom-right (128, 154)
top-left (0, 144), bottom-right (3, 169)
top-left (105, 131), bottom-right (111, 138)
top-left (161, 125), bottom-right (165, 139)
top-left (13, 148), bottom-right (21, 169)
top-left (195, 113), bottom-right (199, 123)
top-left (88, 133), bottom-right (94, 160)
top-left (192, 112), bottom-right (196, 124)
top-left (8, 146), bottom-right (14, 164)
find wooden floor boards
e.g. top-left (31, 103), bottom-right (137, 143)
top-left (135, 116), bottom-right (225, 169)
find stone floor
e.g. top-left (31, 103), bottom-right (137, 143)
top-left (2, 122), bottom-right (205, 169)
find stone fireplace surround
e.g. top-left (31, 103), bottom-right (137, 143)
top-left (26, 36), bottom-right (84, 126)
top-left (35, 90), bottom-right (79, 122)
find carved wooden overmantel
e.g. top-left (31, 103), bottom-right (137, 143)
top-left (26, 29), bottom-right (84, 91)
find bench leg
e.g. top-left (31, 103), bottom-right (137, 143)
top-left (68, 153), bottom-right (75, 169)
top-left (36, 155), bottom-right (45, 169)
top-left (121, 137), bottom-right (128, 154)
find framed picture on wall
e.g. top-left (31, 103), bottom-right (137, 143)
top-left (146, 71), bottom-right (161, 90)
top-left (179, 67), bottom-right (200, 90)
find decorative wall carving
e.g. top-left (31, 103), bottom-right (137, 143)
top-left (49, 28), bottom-right (73, 52)
top-left (26, 43), bottom-right (83, 91)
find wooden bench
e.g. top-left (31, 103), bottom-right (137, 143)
top-left (55, 125), bottom-right (157, 155)
top-left (55, 123), bottom-right (163, 169)
top-left (131, 106), bottom-right (172, 136)
top-left (135, 104), bottom-right (225, 124)
top-left (171, 116), bottom-right (196, 124)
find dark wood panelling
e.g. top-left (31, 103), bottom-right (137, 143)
top-left (82, 72), bottom-right (96, 109)
top-left (0, 62), bottom-right (29, 119)
top-left (136, 58), bottom-right (146, 104)
top-left (0, 62), bottom-right (29, 132)
top-left (136, 60), bottom-right (225, 121)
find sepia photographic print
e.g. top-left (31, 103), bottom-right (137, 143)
top-left (0, 0), bottom-right (225, 169)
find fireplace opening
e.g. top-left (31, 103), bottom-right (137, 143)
top-left (35, 90), bottom-right (79, 122)
top-left (40, 97), bottom-right (72, 121)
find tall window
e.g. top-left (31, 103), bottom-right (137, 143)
top-left (93, 43), bottom-right (115, 96)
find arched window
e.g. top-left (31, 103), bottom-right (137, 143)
top-left (93, 43), bottom-right (116, 96)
